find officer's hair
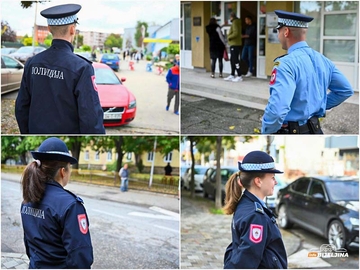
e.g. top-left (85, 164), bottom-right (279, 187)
top-left (223, 171), bottom-right (266, 215)
top-left (48, 24), bottom-right (72, 37)
top-left (21, 160), bottom-right (69, 204)
top-left (289, 27), bottom-right (307, 39)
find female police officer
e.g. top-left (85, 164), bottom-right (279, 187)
top-left (223, 150), bottom-right (287, 269)
top-left (20, 137), bottom-right (93, 268)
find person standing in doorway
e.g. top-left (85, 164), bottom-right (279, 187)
top-left (242, 16), bottom-right (257, 77)
top-left (119, 163), bottom-right (129, 192)
top-left (224, 12), bottom-right (243, 82)
top-left (164, 162), bottom-right (173, 176)
top-left (206, 17), bottom-right (227, 78)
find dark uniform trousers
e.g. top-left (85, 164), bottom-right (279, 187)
top-left (21, 181), bottom-right (93, 268)
top-left (224, 190), bottom-right (288, 269)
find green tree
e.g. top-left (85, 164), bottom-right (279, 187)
top-left (167, 43), bottom-right (180, 55)
top-left (134, 21), bottom-right (149, 48)
top-left (104, 34), bottom-right (123, 50)
top-left (22, 36), bottom-right (37, 46)
top-left (1, 21), bottom-right (17, 42)
top-left (44, 33), bottom-right (52, 47)
top-left (81, 45), bottom-right (91, 52)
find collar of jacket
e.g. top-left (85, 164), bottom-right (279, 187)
top-left (51, 39), bottom-right (74, 52)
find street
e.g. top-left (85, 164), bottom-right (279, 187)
top-left (1, 179), bottom-right (179, 269)
top-left (181, 190), bottom-right (358, 269)
top-left (1, 60), bottom-right (179, 135)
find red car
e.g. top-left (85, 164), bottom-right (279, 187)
top-left (92, 62), bottom-right (136, 126)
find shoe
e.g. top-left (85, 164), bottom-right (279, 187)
top-left (211, 74), bottom-right (215, 78)
top-left (166, 106), bottom-right (169, 111)
top-left (224, 75), bottom-right (235, 81)
top-left (174, 111), bottom-right (179, 115)
top-left (219, 74), bottom-right (223, 78)
top-left (231, 76), bottom-right (243, 82)
top-left (245, 71), bottom-right (252, 77)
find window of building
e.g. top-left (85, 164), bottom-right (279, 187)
top-left (107, 151), bottom-right (112, 161)
top-left (224, 1), bottom-right (238, 24)
top-left (147, 152), bottom-right (154, 161)
top-left (211, 1), bottom-right (221, 19)
top-left (164, 152), bottom-right (173, 162)
top-left (84, 150), bottom-right (89, 161)
top-left (181, 3), bottom-right (192, 51)
top-left (95, 151), bottom-right (100, 161)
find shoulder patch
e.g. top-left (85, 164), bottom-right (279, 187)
top-left (273, 61), bottom-right (280, 67)
top-left (249, 224), bottom-right (263, 243)
top-left (254, 202), bottom-right (264, 214)
top-left (269, 69), bottom-right (277, 85)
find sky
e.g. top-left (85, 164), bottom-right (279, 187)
top-left (1, 0), bottom-right (180, 36)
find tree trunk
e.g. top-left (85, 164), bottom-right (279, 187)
top-left (189, 137), bottom-right (195, 199)
top-left (115, 137), bottom-right (124, 172)
top-left (215, 136), bottom-right (222, 209)
top-left (70, 140), bottom-right (81, 170)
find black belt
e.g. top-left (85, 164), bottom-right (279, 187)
top-left (275, 116), bottom-right (322, 134)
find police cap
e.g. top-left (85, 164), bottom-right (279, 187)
top-left (40, 4), bottom-right (81, 26)
top-left (275, 10), bottom-right (313, 29)
top-left (31, 137), bottom-right (78, 164)
top-left (238, 151), bottom-right (283, 173)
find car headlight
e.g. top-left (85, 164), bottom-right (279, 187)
top-left (350, 217), bottom-right (359, 226)
top-left (128, 100), bottom-right (136, 109)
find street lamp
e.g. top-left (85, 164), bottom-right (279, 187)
top-left (32, 1), bottom-right (38, 47)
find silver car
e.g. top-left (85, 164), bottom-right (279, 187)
top-left (1, 55), bottom-right (24, 94)
top-left (10, 46), bottom-right (46, 63)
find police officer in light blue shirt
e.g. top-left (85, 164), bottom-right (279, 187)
top-left (15, 4), bottom-right (105, 134)
top-left (261, 10), bottom-right (354, 134)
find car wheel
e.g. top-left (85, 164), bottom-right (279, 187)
top-left (278, 204), bottom-right (293, 229)
top-left (328, 220), bottom-right (345, 249)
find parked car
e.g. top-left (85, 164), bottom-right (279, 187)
top-left (183, 165), bottom-right (208, 192)
top-left (265, 176), bottom-right (288, 211)
top-left (93, 62), bottom-right (136, 126)
top-left (1, 55), bottom-right (24, 94)
top-left (202, 166), bottom-right (238, 202)
top-left (10, 46), bottom-right (46, 63)
top-left (76, 52), bottom-right (96, 62)
top-left (100, 53), bottom-right (120, 71)
top-left (1, 47), bottom-right (17, 55)
top-left (276, 176), bottom-right (359, 250)
top-left (180, 165), bottom-right (189, 188)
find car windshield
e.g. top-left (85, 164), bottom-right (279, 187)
top-left (102, 54), bottom-right (117, 60)
top-left (325, 181), bottom-right (359, 201)
top-left (94, 67), bottom-right (121, 85)
top-left (16, 47), bottom-right (34, 53)
top-left (194, 167), bottom-right (207, 175)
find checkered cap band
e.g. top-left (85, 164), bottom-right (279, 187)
top-left (278, 17), bottom-right (309, 28)
top-left (241, 162), bottom-right (275, 171)
top-left (47, 14), bottom-right (77, 26)
top-left (41, 151), bottom-right (72, 156)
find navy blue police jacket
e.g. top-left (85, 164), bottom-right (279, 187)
top-left (224, 189), bottom-right (287, 269)
top-left (15, 39), bottom-right (105, 134)
top-left (20, 181), bottom-right (93, 269)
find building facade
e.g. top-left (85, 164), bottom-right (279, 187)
top-left (180, 1), bottom-right (359, 91)
top-left (149, 18), bottom-right (180, 54)
top-left (81, 31), bottom-right (110, 50)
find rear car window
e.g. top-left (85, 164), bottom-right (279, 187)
top-left (292, 178), bottom-right (310, 194)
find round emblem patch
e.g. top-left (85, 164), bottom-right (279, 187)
top-left (269, 69), bottom-right (277, 85)
top-left (77, 214), bottom-right (88, 234)
top-left (249, 224), bottom-right (263, 243)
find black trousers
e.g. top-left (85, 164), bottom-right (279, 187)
top-left (230, 45), bottom-right (241, 76)
top-left (211, 57), bottom-right (223, 74)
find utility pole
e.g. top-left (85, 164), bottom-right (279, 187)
top-left (32, 1), bottom-right (38, 47)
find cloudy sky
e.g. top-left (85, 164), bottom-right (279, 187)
top-left (1, 0), bottom-right (180, 36)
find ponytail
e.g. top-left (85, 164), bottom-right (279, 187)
top-left (223, 172), bottom-right (243, 215)
top-left (21, 160), bottom-right (68, 203)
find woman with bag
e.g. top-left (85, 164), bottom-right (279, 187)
top-left (206, 18), bottom-right (227, 78)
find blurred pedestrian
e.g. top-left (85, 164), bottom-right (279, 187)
top-left (262, 10), bottom-right (353, 134)
top-left (224, 12), bottom-right (243, 82)
top-left (15, 4), bottom-right (105, 134)
top-left (241, 16), bottom-right (256, 77)
top-left (119, 163), bottom-right (129, 192)
top-left (164, 162), bottom-right (173, 176)
top-left (223, 151), bottom-right (287, 269)
top-left (206, 17), bottom-right (226, 78)
top-left (166, 61), bottom-right (180, 115)
top-left (20, 137), bottom-right (93, 268)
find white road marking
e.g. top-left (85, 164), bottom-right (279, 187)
top-left (149, 206), bottom-right (180, 219)
top-left (154, 224), bottom-right (179, 233)
top-left (128, 212), bottom-right (178, 221)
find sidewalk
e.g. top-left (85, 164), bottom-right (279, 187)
top-left (1, 172), bottom-right (180, 269)
top-left (181, 193), bottom-right (301, 269)
top-left (181, 67), bottom-right (359, 134)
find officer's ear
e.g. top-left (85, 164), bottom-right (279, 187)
top-left (254, 177), bottom-right (262, 188)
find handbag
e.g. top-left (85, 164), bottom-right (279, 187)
top-left (223, 48), bottom-right (229, 61)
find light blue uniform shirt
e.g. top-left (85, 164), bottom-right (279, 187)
top-left (261, 41), bottom-right (353, 134)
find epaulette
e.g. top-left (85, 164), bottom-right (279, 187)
top-left (65, 188), bottom-right (84, 204)
top-left (254, 202), bottom-right (264, 214)
top-left (273, 54), bottom-right (287, 62)
top-left (75, 53), bottom-right (93, 64)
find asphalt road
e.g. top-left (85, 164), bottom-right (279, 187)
top-left (1, 179), bottom-right (179, 269)
top-left (1, 60), bottom-right (179, 135)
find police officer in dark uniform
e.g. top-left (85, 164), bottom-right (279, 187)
top-left (20, 137), bottom-right (93, 268)
top-left (261, 10), bottom-right (353, 134)
top-left (223, 151), bottom-right (287, 269)
top-left (15, 4), bottom-right (105, 134)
